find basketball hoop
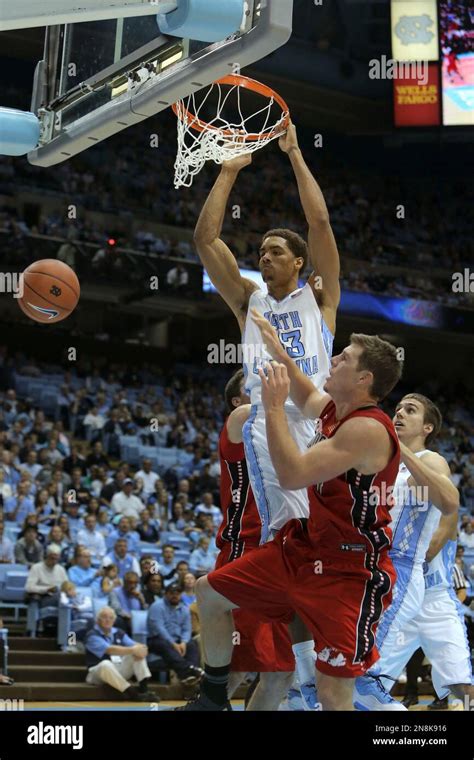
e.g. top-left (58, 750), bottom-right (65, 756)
top-left (172, 74), bottom-right (290, 188)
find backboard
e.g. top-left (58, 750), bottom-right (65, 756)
top-left (27, 0), bottom-right (294, 167)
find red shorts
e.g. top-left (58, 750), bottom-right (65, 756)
top-left (214, 545), bottom-right (294, 673)
top-left (209, 520), bottom-right (395, 678)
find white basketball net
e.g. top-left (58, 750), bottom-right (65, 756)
top-left (174, 80), bottom-right (289, 189)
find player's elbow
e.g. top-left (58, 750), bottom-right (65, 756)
top-left (309, 215), bottom-right (331, 230)
top-left (440, 493), bottom-right (460, 516)
top-left (278, 471), bottom-right (301, 490)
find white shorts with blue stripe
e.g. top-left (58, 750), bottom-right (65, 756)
top-left (402, 588), bottom-right (473, 699)
top-left (242, 404), bottom-right (313, 543)
top-left (372, 557), bottom-right (425, 686)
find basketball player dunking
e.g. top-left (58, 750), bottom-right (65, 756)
top-left (181, 324), bottom-right (403, 711)
top-left (193, 123), bottom-right (340, 703)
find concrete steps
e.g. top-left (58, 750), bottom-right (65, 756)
top-left (10, 650), bottom-right (84, 666)
top-left (9, 665), bottom-right (88, 682)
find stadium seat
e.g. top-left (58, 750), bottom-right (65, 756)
top-left (0, 570), bottom-right (28, 601)
top-left (173, 550), bottom-right (191, 563)
top-left (0, 570), bottom-right (29, 623)
top-left (0, 563), bottom-right (25, 586)
top-left (92, 597), bottom-right (109, 616)
top-left (139, 546), bottom-right (161, 560)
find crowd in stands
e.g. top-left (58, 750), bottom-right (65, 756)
top-left (0, 346), bottom-right (473, 688)
top-left (0, 109), bottom-right (472, 309)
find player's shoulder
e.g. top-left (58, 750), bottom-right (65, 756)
top-left (418, 450), bottom-right (450, 474)
top-left (337, 413), bottom-right (391, 442)
top-left (227, 404), bottom-right (251, 426)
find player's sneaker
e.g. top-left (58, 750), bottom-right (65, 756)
top-left (286, 687), bottom-right (305, 711)
top-left (300, 681), bottom-right (320, 711)
top-left (354, 675), bottom-right (407, 711)
top-left (287, 682), bottom-right (320, 711)
top-left (175, 693), bottom-right (232, 711)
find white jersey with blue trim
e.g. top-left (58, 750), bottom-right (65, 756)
top-left (390, 450), bottom-right (441, 565)
top-left (243, 282), bottom-right (333, 408)
top-left (424, 539), bottom-right (457, 593)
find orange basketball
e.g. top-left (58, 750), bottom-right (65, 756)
top-left (17, 259), bottom-right (80, 324)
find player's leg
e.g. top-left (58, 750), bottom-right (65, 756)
top-left (316, 671), bottom-right (354, 711)
top-left (243, 410), bottom-right (319, 707)
top-left (195, 576), bottom-right (238, 666)
top-left (178, 536), bottom-right (293, 710)
top-left (353, 621), bottom-right (420, 711)
top-left (354, 561), bottom-right (425, 709)
top-left (419, 591), bottom-right (473, 707)
top-left (227, 671), bottom-right (247, 698)
top-left (247, 671), bottom-right (294, 711)
top-left (288, 615), bottom-right (318, 710)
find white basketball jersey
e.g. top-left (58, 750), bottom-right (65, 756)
top-left (390, 450), bottom-right (441, 565)
top-left (424, 539), bottom-right (457, 593)
top-left (243, 282), bottom-right (333, 408)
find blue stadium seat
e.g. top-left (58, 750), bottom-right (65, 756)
top-left (173, 550), bottom-right (191, 563)
top-left (0, 570), bottom-right (28, 601)
top-left (0, 570), bottom-right (29, 623)
top-left (166, 535), bottom-right (191, 551)
top-left (139, 546), bottom-right (161, 560)
top-left (0, 563), bottom-right (25, 585)
top-left (92, 597), bottom-right (110, 616)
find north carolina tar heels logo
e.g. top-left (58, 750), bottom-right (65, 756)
top-left (395, 14), bottom-right (434, 45)
top-left (50, 285), bottom-right (61, 297)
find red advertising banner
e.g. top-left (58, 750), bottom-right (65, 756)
top-left (394, 64), bottom-right (441, 126)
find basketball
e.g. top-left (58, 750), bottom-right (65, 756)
top-left (17, 259), bottom-right (80, 323)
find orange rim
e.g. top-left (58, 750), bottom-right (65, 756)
top-left (172, 74), bottom-right (290, 142)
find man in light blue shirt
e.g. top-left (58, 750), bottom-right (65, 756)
top-left (68, 550), bottom-right (102, 589)
top-left (106, 516), bottom-right (140, 556)
top-left (77, 514), bottom-right (107, 562)
top-left (103, 539), bottom-right (140, 579)
top-left (4, 482), bottom-right (35, 524)
top-left (147, 584), bottom-right (202, 684)
top-left (85, 606), bottom-right (156, 701)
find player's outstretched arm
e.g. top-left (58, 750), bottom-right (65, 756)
top-left (251, 308), bottom-right (329, 419)
top-left (400, 443), bottom-right (459, 516)
top-left (280, 123), bottom-right (340, 330)
top-left (194, 154), bottom-right (258, 327)
top-left (425, 512), bottom-right (458, 563)
top-left (259, 363), bottom-right (390, 489)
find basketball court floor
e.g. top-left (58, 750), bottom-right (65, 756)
top-left (19, 697), bottom-right (464, 711)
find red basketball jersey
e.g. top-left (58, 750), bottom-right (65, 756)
top-left (216, 422), bottom-right (261, 559)
top-left (308, 401), bottom-right (400, 557)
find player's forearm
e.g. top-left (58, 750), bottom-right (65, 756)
top-left (194, 167), bottom-right (239, 244)
top-left (288, 149), bottom-right (330, 227)
top-left (265, 407), bottom-right (304, 489)
top-left (425, 513), bottom-right (457, 562)
top-left (402, 449), bottom-right (459, 515)
top-left (279, 353), bottom-right (323, 418)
